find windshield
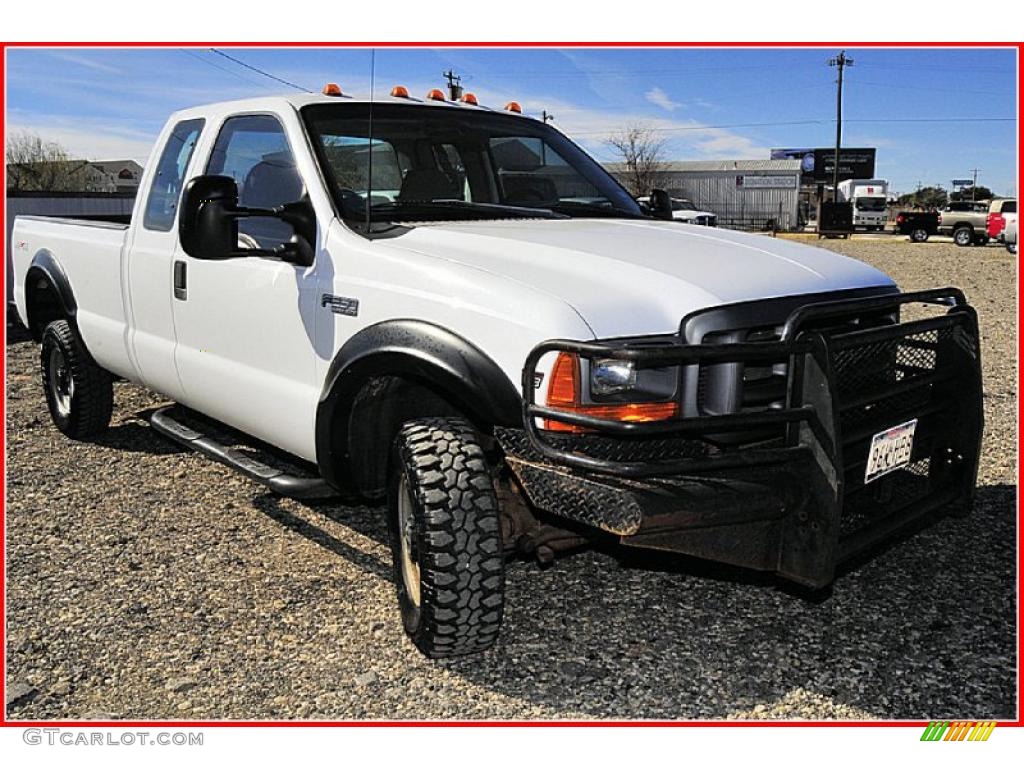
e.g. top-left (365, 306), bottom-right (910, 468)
top-left (855, 196), bottom-right (887, 212)
top-left (302, 103), bottom-right (643, 226)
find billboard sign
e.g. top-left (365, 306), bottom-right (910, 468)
top-left (771, 147), bottom-right (876, 185)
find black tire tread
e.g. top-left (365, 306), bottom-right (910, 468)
top-left (40, 319), bottom-right (113, 438)
top-left (391, 417), bottom-right (504, 658)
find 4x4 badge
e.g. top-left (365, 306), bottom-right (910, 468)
top-left (321, 294), bottom-right (359, 317)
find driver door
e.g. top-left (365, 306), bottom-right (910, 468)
top-left (171, 113), bottom-right (320, 461)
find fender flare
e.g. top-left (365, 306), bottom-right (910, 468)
top-left (315, 319), bottom-right (522, 490)
top-left (24, 250), bottom-right (77, 339)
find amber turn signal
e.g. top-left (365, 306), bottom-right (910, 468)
top-left (543, 353), bottom-right (679, 434)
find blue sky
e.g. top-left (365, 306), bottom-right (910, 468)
top-left (5, 46), bottom-right (1018, 197)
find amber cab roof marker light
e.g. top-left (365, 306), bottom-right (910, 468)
top-left (322, 83), bottom-right (343, 97)
top-left (504, 101), bottom-right (523, 114)
top-left (460, 92), bottom-right (479, 106)
top-left (426, 88), bottom-right (446, 102)
top-left (390, 85), bottom-right (410, 98)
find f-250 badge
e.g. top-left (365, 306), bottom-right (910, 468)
top-left (321, 294), bottom-right (359, 317)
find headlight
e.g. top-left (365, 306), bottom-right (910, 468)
top-left (590, 358), bottom-right (637, 396)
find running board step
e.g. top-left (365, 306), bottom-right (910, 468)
top-left (150, 406), bottom-right (336, 500)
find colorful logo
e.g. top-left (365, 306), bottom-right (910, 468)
top-left (920, 721), bottom-right (997, 741)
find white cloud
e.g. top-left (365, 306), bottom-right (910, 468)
top-left (5, 118), bottom-right (155, 164)
top-left (645, 87), bottom-right (682, 112)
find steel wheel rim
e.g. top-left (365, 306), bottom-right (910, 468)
top-left (396, 475), bottom-right (421, 608)
top-left (48, 345), bottom-right (73, 417)
top-left (955, 230), bottom-right (971, 245)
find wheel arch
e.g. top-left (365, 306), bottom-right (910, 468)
top-left (24, 250), bottom-right (77, 342)
top-left (315, 319), bottom-right (522, 496)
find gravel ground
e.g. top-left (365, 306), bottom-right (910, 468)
top-left (4, 237), bottom-right (1017, 721)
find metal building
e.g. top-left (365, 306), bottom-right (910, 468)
top-left (606, 159), bottom-right (803, 231)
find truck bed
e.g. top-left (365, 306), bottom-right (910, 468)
top-left (11, 214), bottom-right (133, 380)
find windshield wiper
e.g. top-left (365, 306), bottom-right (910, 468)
top-left (548, 200), bottom-right (645, 219)
top-left (362, 199), bottom-right (568, 221)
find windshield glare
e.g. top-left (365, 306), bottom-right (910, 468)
top-left (855, 196), bottom-right (887, 212)
top-left (302, 103), bottom-right (642, 224)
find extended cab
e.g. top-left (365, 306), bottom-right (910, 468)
top-left (12, 90), bottom-right (984, 657)
top-left (938, 200), bottom-right (996, 246)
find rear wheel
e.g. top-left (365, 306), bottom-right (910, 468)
top-left (910, 228), bottom-right (929, 243)
top-left (953, 226), bottom-right (974, 247)
top-left (40, 319), bottom-right (113, 438)
top-left (387, 417), bottom-right (504, 657)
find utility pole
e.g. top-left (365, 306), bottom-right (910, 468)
top-left (541, 109), bottom-right (554, 124)
top-left (969, 168), bottom-right (981, 200)
top-left (443, 69), bottom-right (462, 101)
top-left (828, 50), bottom-right (853, 201)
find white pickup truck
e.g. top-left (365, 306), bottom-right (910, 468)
top-left (12, 88), bottom-right (984, 658)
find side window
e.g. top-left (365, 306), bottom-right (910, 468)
top-left (143, 118), bottom-right (204, 232)
top-left (207, 114), bottom-right (303, 249)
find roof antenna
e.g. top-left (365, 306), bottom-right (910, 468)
top-left (365, 48), bottom-right (375, 235)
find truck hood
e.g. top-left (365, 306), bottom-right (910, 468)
top-left (386, 218), bottom-right (895, 337)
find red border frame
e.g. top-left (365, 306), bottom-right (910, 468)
top-left (0, 40), bottom-right (1020, 730)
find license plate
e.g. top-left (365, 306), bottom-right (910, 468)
top-left (864, 419), bottom-right (918, 484)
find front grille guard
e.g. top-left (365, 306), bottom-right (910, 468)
top-left (521, 287), bottom-right (979, 480)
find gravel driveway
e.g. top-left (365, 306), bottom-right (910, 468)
top-left (5, 238), bottom-right (1016, 721)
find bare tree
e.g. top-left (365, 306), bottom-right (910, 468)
top-left (6, 130), bottom-right (102, 192)
top-left (605, 125), bottom-right (667, 197)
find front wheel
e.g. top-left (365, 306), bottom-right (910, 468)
top-left (387, 417), bottom-right (505, 657)
top-left (953, 226), bottom-right (974, 247)
top-left (40, 319), bottom-right (113, 438)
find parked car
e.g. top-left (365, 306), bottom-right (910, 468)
top-left (894, 210), bottom-right (939, 242)
top-left (11, 89), bottom-right (984, 658)
top-left (638, 195), bottom-right (717, 226)
top-left (986, 199), bottom-right (1016, 241)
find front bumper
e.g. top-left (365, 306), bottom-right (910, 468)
top-left (497, 288), bottom-right (983, 589)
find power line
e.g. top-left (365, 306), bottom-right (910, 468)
top-left (565, 116), bottom-right (1015, 137)
top-left (178, 49), bottom-right (277, 91)
top-left (209, 48), bottom-right (312, 93)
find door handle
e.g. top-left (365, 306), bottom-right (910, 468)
top-left (173, 260), bottom-right (187, 301)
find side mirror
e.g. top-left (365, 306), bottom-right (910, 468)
top-left (179, 175), bottom-right (317, 266)
top-left (649, 189), bottom-right (674, 221)
top-left (180, 175), bottom-right (239, 260)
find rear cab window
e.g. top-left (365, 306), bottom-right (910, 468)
top-left (143, 118), bottom-right (205, 231)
